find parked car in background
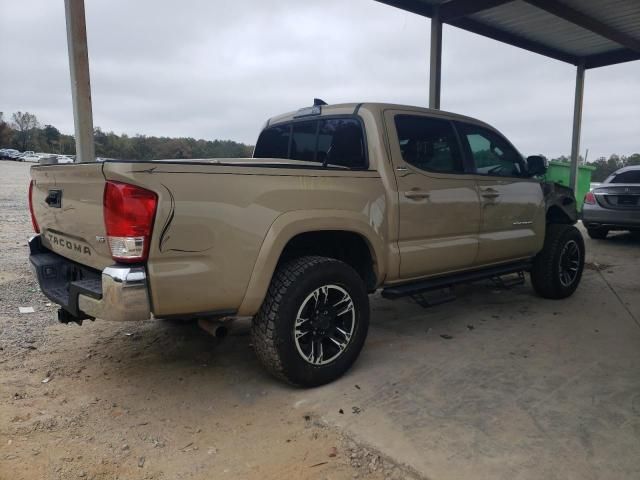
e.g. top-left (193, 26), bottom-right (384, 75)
top-left (56, 155), bottom-right (74, 164)
top-left (583, 165), bottom-right (640, 239)
top-left (1, 149), bottom-right (21, 160)
top-left (21, 153), bottom-right (42, 163)
top-left (15, 151), bottom-right (35, 161)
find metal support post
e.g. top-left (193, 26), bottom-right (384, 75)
top-left (64, 0), bottom-right (95, 163)
top-left (429, 8), bottom-right (442, 109)
top-left (569, 62), bottom-right (585, 192)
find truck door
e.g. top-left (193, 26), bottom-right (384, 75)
top-left (454, 121), bottom-right (545, 265)
top-left (384, 110), bottom-right (482, 280)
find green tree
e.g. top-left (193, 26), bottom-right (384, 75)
top-left (0, 112), bottom-right (12, 147)
top-left (624, 153), bottom-right (640, 166)
top-left (43, 124), bottom-right (61, 151)
top-left (11, 111), bottom-right (39, 150)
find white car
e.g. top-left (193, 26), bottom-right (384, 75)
top-left (21, 153), bottom-right (41, 163)
top-left (56, 155), bottom-right (74, 164)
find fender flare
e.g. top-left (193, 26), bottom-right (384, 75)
top-left (236, 209), bottom-right (386, 316)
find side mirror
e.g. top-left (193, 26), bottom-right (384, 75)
top-left (526, 155), bottom-right (547, 176)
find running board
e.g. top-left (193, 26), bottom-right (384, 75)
top-left (381, 260), bottom-right (532, 300)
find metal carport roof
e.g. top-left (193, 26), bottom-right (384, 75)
top-left (376, 0), bottom-right (640, 68)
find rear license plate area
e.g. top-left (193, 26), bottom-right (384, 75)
top-left (617, 195), bottom-right (638, 206)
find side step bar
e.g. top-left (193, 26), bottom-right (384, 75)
top-left (381, 260), bottom-right (532, 300)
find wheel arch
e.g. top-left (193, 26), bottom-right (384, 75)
top-left (546, 204), bottom-right (575, 225)
top-left (237, 210), bottom-right (386, 316)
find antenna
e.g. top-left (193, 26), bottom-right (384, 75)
top-left (313, 98), bottom-right (328, 106)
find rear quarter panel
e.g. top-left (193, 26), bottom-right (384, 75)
top-left (103, 162), bottom-right (388, 317)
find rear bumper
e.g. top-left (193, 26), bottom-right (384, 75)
top-left (29, 235), bottom-right (151, 322)
top-left (582, 203), bottom-right (640, 230)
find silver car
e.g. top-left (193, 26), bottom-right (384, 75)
top-left (583, 165), bottom-right (640, 239)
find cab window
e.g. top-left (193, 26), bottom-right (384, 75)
top-left (394, 115), bottom-right (463, 173)
top-left (457, 123), bottom-right (525, 177)
top-left (254, 117), bottom-right (367, 169)
top-left (318, 118), bottom-right (366, 169)
top-left (253, 124), bottom-right (291, 159)
top-left (290, 121), bottom-right (318, 162)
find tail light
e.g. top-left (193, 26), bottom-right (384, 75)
top-left (103, 181), bottom-right (158, 263)
top-left (584, 192), bottom-right (596, 205)
top-left (28, 180), bottom-right (40, 233)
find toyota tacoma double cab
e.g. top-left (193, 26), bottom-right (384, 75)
top-left (28, 101), bottom-right (584, 387)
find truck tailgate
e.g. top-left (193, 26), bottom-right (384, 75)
top-left (30, 163), bottom-right (113, 271)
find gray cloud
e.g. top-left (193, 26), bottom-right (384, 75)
top-left (1, 0), bottom-right (638, 159)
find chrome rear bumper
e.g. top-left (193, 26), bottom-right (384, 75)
top-left (582, 203), bottom-right (640, 230)
top-left (29, 235), bottom-right (151, 322)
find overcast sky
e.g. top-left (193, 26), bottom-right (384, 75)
top-left (1, 0), bottom-right (639, 159)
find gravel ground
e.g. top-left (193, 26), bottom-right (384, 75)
top-left (0, 160), bottom-right (419, 480)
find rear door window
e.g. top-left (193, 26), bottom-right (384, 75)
top-left (394, 115), bottom-right (463, 173)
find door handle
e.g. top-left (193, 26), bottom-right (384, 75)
top-left (480, 188), bottom-right (500, 199)
top-left (404, 190), bottom-right (430, 200)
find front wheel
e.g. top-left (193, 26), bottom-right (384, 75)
top-left (531, 224), bottom-right (585, 299)
top-left (251, 256), bottom-right (369, 387)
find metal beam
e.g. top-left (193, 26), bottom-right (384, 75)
top-left (64, 0), bottom-right (95, 163)
top-left (523, 0), bottom-right (640, 54)
top-left (375, 0), bottom-right (433, 18)
top-left (376, 0), bottom-right (578, 64)
top-left (585, 48), bottom-right (640, 69)
top-left (447, 16), bottom-right (580, 65)
top-left (569, 62), bottom-right (585, 193)
top-left (429, 8), bottom-right (442, 109)
top-left (439, 0), bottom-right (515, 21)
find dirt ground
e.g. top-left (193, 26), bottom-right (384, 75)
top-left (0, 161), bottom-right (417, 480)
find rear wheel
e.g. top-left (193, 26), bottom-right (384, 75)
top-left (251, 256), bottom-right (369, 387)
top-left (587, 227), bottom-right (609, 239)
top-left (531, 224), bottom-right (585, 299)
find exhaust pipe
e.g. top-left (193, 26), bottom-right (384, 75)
top-left (197, 318), bottom-right (230, 339)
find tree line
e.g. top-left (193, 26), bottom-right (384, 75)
top-left (0, 111), bottom-right (253, 160)
top-left (1, 111), bottom-right (638, 180)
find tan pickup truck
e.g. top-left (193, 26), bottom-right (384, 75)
top-left (28, 101), bottom-right (584, 386)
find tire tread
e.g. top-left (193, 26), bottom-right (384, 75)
top-left (531, 224), bottom-right (584, 299)
top-left (251, 256), bottom-right (340, 385)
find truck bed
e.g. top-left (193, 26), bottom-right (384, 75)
top-left (30, 160), bottom-right (386, 318)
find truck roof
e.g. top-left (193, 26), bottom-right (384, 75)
top-left (267, 102), bottom-right (497, 132)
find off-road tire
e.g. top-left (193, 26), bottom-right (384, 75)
top-left (531, 224), bottom-right (585, 299)
top-left (251, 256), bottom-right (369, 387)
top-left (587, 227), bottom-right (609, 240)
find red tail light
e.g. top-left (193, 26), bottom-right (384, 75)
top-left (28, 180), bottom-right (40, 233)
top-left (103, 181), bottom-right (158, 263)
top-left (584, 191), bottom-right (596, 205)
